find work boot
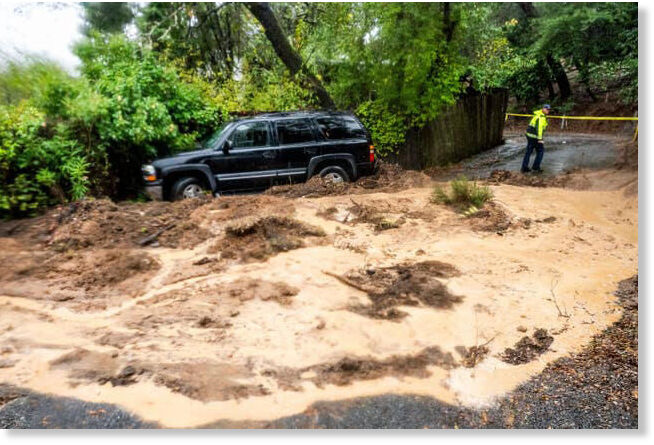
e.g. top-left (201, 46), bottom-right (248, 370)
top-left (532, 168), bottom-right (543, 174)
top-left (521, 167), bottom-right (531, 173)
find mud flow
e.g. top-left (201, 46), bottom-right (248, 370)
top-left (0, 135), bottom-right (638, 427)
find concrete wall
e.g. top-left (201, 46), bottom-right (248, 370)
top-left (398, 89), bottom-right (509, 169)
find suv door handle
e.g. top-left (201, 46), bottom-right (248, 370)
top-left (262, 150), bottom-right (276, 159)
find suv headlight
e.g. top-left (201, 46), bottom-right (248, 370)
top-left (142, 165), bottom-right (157, 182)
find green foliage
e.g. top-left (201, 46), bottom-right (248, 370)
top-left (0, 35), bottom-right (228, 216)
top-left (81, 2), bottom-right (134, 35)
top-left (431, 175), bottom-right (493, 211)
top-left (0, 104), bottom-right (89, 217)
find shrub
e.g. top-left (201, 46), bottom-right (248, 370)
top-left (0, 104), bottom-right (90, 218)
top-left (431, 175), bottom-right (493, 211)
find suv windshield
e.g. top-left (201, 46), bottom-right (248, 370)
top-left (202, 121), bottom-right (233, 149)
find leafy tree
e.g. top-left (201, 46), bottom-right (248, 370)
top-left (81, 2), bottom-right (134, 35)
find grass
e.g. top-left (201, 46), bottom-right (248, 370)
top-left (431, 175), bottom-right (493, 213)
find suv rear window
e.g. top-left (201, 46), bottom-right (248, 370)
top-left (316, 116), bottom-right (365, 140)
top-left (276, 119), bottom-right (316, 145)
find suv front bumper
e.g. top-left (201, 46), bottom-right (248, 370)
top-left (145, 182), bottom-right (163, 201)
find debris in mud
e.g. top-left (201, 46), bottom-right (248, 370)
top-left (329, 261), bottom-right (463, 320)
top-left (307, 346), bottom-right (457, 387)
top-left (456, 345), bottom-right (491, 368)
top-left (347, 199), bottom-right (406, 231)
top-left (222, 278), bottom-right (299, 306)
top-left (210, 215), bottom-right (325, 262)
top-left (501, 329), bottom-right (554, 365)
top-left (99, 365), bottom-right (144, 387)
top-left (196, 316), bottom-right (232, 329)
top-left (487, 169), bottom-right (591, 189)
top-left (466, 201), bottom-right (513, 233)
top-left (266, 161), bottom-right (431, 198)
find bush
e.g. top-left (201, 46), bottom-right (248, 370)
top-left (0, 104), bottom-right (90, 218)
top-left (0, 35), bottom-right (230, 217)
top-left (431, 175), bottom-right (493, 211)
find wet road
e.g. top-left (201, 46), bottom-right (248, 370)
top-left (441, 133), bottom-right (621, 180)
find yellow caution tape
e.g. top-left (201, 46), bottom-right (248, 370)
top-left (505, 113), bottom-right (638, 141)
top-left (505, 113), bottom-right (638, 121)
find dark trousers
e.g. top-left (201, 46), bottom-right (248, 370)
top-left (522, 136), bottom-right (544, 171)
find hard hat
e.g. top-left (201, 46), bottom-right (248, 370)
top-left (543, 104), bottom-right (551, 109)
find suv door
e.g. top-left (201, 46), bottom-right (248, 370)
top-left (273, 118), bottom-right (319, 184)
top-left (207, 120), bottom-right (278, 192)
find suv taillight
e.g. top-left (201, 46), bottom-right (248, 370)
top-left (369, 145), bottom-right (375, 162)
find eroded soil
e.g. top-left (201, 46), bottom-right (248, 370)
top-left (0, 138), bottom-right (638, 427)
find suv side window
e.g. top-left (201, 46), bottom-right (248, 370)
top-left (316, 116), bottom-right (365, 140)
top-left (276, 119), bottom-right (316, 145)
top-left (229, 122), bottom-right (271, 149)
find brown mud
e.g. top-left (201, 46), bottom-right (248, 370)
top-left (0, 139), bottom-right (639, 427)
top-left (266, 161), bottom-right (431, 198)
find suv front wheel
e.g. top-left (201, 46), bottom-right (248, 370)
top-left (171, 177), bottom-right (206, 201)
top-left (318, 166), bottom-right (350, 183)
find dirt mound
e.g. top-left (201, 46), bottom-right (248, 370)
top-left (345, 199), bottom-right (406, 231)
top-left (467, 202), bottom-right (513, 233)
top-left (329, 261), bottom-right (463, 320)
top-left (209, 215), bottom-right (326, 262)
top-left (266, 161), bottom-right (432, 198)
top-left (72, 250), bottom-right (159, 291)
top-left (501, 328), bottom-right (554, 365)
top-left (0, 248), bottom-right (160, 309)
top-left (44, 198), bottom-right (213, 251)
top-left (307, 346), bottom-right (457, 387)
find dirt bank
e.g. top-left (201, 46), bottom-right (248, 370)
top-left (0, 139), bottom-right (638, 427)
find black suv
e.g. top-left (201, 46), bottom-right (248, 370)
top-left (142, 111), bottom-right (377, 200)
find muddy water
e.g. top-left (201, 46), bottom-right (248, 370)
top-left (443, 133), bottom-right (621, 180)
top-left (0, 172), bottom-right (637, 427)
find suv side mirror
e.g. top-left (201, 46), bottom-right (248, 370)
top-left (222, 140), bottom-right (232, 154)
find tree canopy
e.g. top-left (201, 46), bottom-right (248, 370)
top-left (0, 2), bottom-right (638, 217)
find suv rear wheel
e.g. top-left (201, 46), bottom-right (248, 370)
top-left (318, 166), bottom-right (350, 183)
top-left (171, 177), bottom-right (206, 201)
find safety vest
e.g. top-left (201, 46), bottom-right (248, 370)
top-left (525, 110), bottom-right (548, 139)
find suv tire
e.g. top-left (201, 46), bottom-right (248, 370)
top-left (318, 166), bottom-right (350, 183)
top-left (171, 177), bottom-right (206, 201)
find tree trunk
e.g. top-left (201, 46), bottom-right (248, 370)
top-left (546, 54), bottom-right (572, 100)
top-left (246, 2), bottom-right (335, 109)
top-left (518, 2), bottom-right (572, 101)
top-left (442, 3), bottom-right (455, 43)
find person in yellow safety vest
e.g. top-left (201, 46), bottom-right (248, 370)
top-left (521, 104), bottom-right (551, 173)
